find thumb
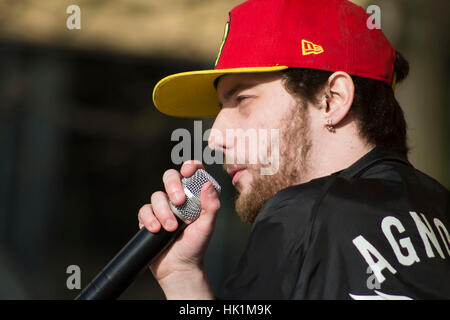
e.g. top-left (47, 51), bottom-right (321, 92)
top-left (196, 182), bottom-right (221, 227)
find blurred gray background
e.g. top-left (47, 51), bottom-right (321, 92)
top-left (0, 0), bottom-right (448, 299)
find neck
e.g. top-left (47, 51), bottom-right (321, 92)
top-left (299, 126), bottom-right (375, 184)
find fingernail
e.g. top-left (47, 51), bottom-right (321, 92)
top-left (207, 183), bottom-right (216, 196)
top-left (165, 219), bottom-right (174, 229)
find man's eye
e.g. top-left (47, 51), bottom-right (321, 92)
top-left (236, 95), bottom-right (251, 104)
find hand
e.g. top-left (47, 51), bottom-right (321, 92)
top-left (137, 161), bottom-right (220, 299)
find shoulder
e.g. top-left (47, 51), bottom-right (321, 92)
top-left (253, 176), bottom-right (332, 226)
top-left (323, 160), bottom-right (449, 215)
top-left (269, 178), bottom-right (330, 209)
top-left (304, 160), bottom-right (450, 260)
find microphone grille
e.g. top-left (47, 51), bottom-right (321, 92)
top-left (183, 169), bottom-right (221, 198)
top-left (170, 169), bottom-right (221, 222)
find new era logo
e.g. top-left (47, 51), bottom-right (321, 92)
top-left (302, 39), bottom-right (324, 55)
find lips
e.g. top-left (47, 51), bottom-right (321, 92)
top-left (226, 167), bottom-right (245, 186)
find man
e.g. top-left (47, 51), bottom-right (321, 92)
top-left (138, 0), bottom-right (450, 299)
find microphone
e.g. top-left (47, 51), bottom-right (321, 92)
top-left (76, 169), bottom-right (221, 300)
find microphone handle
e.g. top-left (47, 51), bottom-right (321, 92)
top-left (76, 215), bottom-right (186, 300)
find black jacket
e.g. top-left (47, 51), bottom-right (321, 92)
top-left (220, 147), bottom-right (450, 299)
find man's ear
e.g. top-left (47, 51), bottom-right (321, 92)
top-left (322, 71), bottom-right (355, 128)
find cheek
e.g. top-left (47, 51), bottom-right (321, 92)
top-left (257, 93), bottom-right (296, 129)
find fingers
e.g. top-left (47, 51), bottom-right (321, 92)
top-left (163, 169), bottom-right (185, 206)
top-left (138, 192), bottom-right (178, 234)
top-left (180, 160), bottom-right (204, 178)
top-left (151, 191), bottom-right (178, 232)
top-left (163, 162), bottom-right (205, 206)
top-left (138, 204), bottom-right (161, 233)
top-left (139, 163), bottom-right (215, 234)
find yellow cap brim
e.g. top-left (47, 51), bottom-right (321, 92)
top-left (152, 66), bottom-right (289, 118)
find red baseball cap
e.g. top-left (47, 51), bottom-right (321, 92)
top-left (152, 0), bottom-right (397, 118)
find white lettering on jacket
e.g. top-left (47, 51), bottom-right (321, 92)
top-left (352, 211), bottom-right (450, 284)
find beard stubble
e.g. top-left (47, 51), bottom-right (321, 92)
top-left (232, 105), bottom-right (312, 224)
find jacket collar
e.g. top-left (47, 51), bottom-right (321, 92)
top-left (336, 146), bottom-right (412, 179)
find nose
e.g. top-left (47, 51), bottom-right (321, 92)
top-left (208, 110), bottom-right (228, 153)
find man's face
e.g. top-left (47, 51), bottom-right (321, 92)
top-left (210, 72), bottom-right (312, 223)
